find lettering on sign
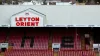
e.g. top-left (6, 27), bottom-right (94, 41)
top-left (15, 17), bottom-right (40, 26)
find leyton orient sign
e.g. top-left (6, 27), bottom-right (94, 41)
top-left (15, 17), bottom-right (39, 26)
top-left (11, 8), bottom-right (45, 27)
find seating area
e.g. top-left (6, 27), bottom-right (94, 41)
top-left (0, 31), bottom-right (7, 43)
top-left (24, 39), bottom-right (31, 49)
top-left (0, 36), bottom-right (6, 43)
top-left (7, 29), bottom-right (49, 50)
top-left (4, 49), bottom-right (53, 56)
top-left (33, 36), bottom-right (48, 50)
top-left (52, 29), bottom-right (75, 43)
top-left (53, 29), bottom-right (76, 50)
top-left (8, 30), bottom-right (24, 49)
top-left (58, 51), bottom-right (95, 56)
top-left (4, 49), bottom-right (96, 56)
top-left (0, 28), bottom-right (97, 56)
top-left (53, 36), bottom-right (61, 43)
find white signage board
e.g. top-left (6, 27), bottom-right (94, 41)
top-left (11, 8), bottom-right (45, 27)
top-left (52, 43), bottom-right (60, 49)
top-left (0, 43), bottom-right (8, 49)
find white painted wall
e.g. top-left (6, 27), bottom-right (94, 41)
top-left (0, 5), bottom-right (100, 27)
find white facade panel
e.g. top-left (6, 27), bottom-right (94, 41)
top-left (0, 5), bottom-right (100, 27)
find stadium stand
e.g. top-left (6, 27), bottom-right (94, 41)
top-left (0, 28), bottom-right (96, 56)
